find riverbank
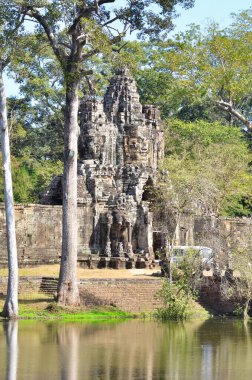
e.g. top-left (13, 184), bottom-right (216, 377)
top-left (0, 265), bottom-right (211, 320)
top-left (0, 266), bottom-right (157, 320)
top-left (0, 266), bottom-right (163, 316)
top-left (0, 292), bottom-right (137, 321)
top-left (0, 291), bottom-right (210, 321)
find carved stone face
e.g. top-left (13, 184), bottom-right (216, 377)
top-left (124, 136), bottom-right (149, 164)
top-left (79, 133), bottom-right (105, 161)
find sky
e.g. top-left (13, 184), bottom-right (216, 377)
top-left (174, 0), bottom-right (252, 32)
top-left (5, 0), bottom-right (252, 97)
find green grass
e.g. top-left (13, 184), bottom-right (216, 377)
top-left (18, 305), bottom-right (134, 321)
top-left (0, 294), bottom-right (136, 321)
top-left (0, 291), bottom-right (210, 322)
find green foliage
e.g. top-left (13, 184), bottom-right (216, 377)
top-left (156, 281), bottom-right (194, 320)
top-left (0, 2), bottom-right (26, 68)
top-left (0, 154), bottom-right (63, 203)
top-left (124, 9), bottom-right (252, 127)
top-left (158, 119), bottom-right (252, 217)
top-left (156, 250), bottom-right (203, 320)
top-left (0, 94), bottom-right (64, 203)
top-left (165, 119), bottom-right (243, 154)
top-left (233, 304), bottom-right (244, 318)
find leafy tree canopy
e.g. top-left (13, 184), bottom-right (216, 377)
top-left (120, 8), bottom-right (252, 129)
top-left (156, 119), bottom-right (252, 218)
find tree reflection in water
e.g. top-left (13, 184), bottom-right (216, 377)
top-left (4, 321), bottom-right (18, 380)
top-left (1, 319), bottom-right (252, 379)
top-left (57, 324), bottom-right (80, 380)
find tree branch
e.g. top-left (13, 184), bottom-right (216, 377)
top-left (0, 12), bottom-right (27, 70)
top-left (10, 13), bottom-right (26, 37)
top-left (59, 42), bottom-right (72, 50)
top-left (81, 49), bottom-right (99, 61)
top-left (97, 0), bottom-right (115, 6)
top-left (110, 35), bottom-right (123, 45)
top-left (85, 75), bottom-right (96, 96)
top-left (68, 0), bottom-right (116, 35)
top-left (102, 16), bottom-right (119, 27)
top-left (216, 100), bottom-right (252, 130)
top-left (112, 41), bottom-right (128, 53)
top-left (24, 7), bottom-right (65, 62)
top-left (81, 70), bottom-right (94, 76)
top-left (0, 57), bottom-right (11, 70)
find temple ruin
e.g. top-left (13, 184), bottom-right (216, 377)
top-left (1, 70), bottom-right (252, 270)
top-left (41, 68), bottom-right (164, 266)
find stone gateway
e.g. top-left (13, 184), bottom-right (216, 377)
top-left (41, 68), bottom-right (164, 265)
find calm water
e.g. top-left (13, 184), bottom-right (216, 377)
top-left (0, 319), bottom-right (252, 380)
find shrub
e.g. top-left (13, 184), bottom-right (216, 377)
top-left (155, 280), bottom-right (195, 320)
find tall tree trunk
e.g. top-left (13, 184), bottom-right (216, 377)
top-left (0, 72), bottom-right (18, 318)
top-left (57, 68), bottom-right (80, 306)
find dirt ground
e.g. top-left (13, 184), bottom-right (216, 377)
top-left (0, 264), bottom-right (161, 279)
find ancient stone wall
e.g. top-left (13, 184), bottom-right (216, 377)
top-left (1, 203), bottom-right (252, 269)
top-left (79, 278), bottom-right (162, 313)
top-left (154, 213), bottom-right (252, 268)
top-left (0, 203), bottom-right (95, 267)
top-left (0, 204), bottom-right (62, 267)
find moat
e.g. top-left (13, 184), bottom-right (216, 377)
top-left (1, 319), bottom-right (252, 380)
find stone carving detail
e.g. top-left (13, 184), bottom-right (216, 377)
top-left (41, 68), bottom-right (164, 259)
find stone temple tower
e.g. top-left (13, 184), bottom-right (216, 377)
top-left (41, 68), bottom-right (164, 266)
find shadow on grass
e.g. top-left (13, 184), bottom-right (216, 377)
top-left (18, 298), bottom-right (53, 304)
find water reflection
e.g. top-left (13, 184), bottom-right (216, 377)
top-left (58, 324), bottom-right (80, 380)
top-left (1, 319), bottom-right (252, 379)
top-left (3, 321), bottom-right (18, 380)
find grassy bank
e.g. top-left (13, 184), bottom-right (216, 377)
top-left (0, 293), bottom-right (136, 321)
top-left (0, 292), bottom-right (210, 321)
top-left (0, 265), bottom-right (211, 321)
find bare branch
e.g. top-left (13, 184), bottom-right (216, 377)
top-left (81, 49), bottom-right (99, 60)
top-left (112, 41), bottom-right (128, 53)
top-left (216, 100), bottom-right (252, 130)
top-left (68, 0), bottom-right (116, 35)
top-left (97, 0), bottom-right (115, 6)
top-left (102, 16), bottom-right (119, 27)
top-left (76, 34), bottom-right (87, 41)
top-left (95, 0), bottom-right (99, 14)
top-left (58, 42), bottom-right (72, 50)
top-left (10, 13), bottom-right (26, 37)
top-left (106, 24), bottom-right (121, 34)
top-left (81, 69), bottom-right (94, 76)
top-left (23, 18), bottom-right (39, 23)
top-left (0, 57), bottom-right (10, 70)
top-left (23, 7), bottom-right (65, 62)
